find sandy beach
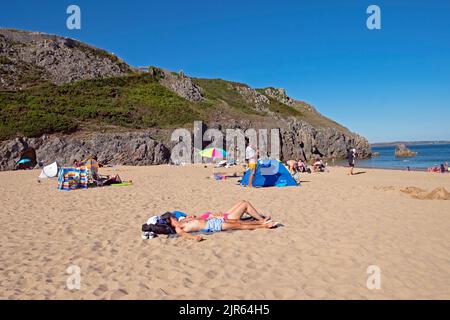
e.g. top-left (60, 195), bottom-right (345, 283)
top-left (0, 165), bottom-right (449, 300)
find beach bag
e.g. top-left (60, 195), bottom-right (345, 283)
top-left (142, 212), bottom-right (175, 235)
top-left (141, 223), bottom-right (175, 235)
top-left (141, 211), bottom-right (188, 235)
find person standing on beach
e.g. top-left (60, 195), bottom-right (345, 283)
top-left (347, 148), bottom-right (356, 175)
top-left (245, 140), bottom-right (258, 187)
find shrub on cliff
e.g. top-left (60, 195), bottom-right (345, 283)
top-left (0, 73), bottom-right (200, 140)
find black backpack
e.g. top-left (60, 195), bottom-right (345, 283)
top-left (142, 223), bottom-right (175, 235)
top-left (142, 211), bottom-right (176, 235)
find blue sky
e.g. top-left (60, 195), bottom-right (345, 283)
top-left (1, 0), bottom-right (449, 142)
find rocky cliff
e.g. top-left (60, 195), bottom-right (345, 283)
top-left (0, 29), bottom-right (371, 170)
top-left (0, 133), bottom-right (170, 170)
top-left (0, 29), bottom-right (131, 90)
top-left (0, 123), bottom-right (370, 170)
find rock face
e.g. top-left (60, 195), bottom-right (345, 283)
top-left (0, 29), bottom-right (132, 90)
top-left (0, 122), bottom-right (370, 170)
top-left (0, 133), bottom-right (170, 170)
top-left (279, 119), bottom-right (370, 161)
top-left (395, 144), bottom-right (417, 157)
top-left (264, 88), bottom-right (296, 106)
top-left (235, 85), bottom-right (270, 112)
top-left (154, 68), bottom-right (203, 102)
top-left (262, 87), bottom-right (316, 112)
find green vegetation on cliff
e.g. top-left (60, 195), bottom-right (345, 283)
top-left (0, 74), bottom-right (200, 140)
top-left (0, 71), bottom-right (351, 140)
top-left (193, 78), bottom-right (261, 115)
top-left (0, 29), bottom-right (356, 141)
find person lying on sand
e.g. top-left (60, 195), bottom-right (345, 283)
top-left (169, 215), bottom-right (276, 242)
top-left (313, 158), bottom-right (326, 172)
top-left (193, 200), bottom-right (269, 222)
top-left (94, 173), bottom-right (127, 186)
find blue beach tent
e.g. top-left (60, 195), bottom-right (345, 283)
top-left (240, 159), bottom-right (297, 187)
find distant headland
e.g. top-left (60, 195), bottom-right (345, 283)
top-left (371, 141), bottom-right (450, 147)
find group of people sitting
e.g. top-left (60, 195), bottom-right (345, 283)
top-left (427, 162), bottom-right (449, 173)
top-left (312, 159), bottom-right (327, 172)
top-left (72, 157), bottom-right (124, 186)
top-left (286, 159), bottom-right (309, 174)
top-left (142, 200), bottom-right (279, 241)
top-left (286, 158), bottom-right (327, 174)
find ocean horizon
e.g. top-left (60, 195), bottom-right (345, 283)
top-left (347, 143), bottom-right (450, 170)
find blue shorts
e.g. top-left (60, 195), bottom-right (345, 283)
top-left (201, 217), bottom-right (224, 233)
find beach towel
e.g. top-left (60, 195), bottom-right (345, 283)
top-left (57, 167), bottom-right (89, 191)
top-left (110, 182), bottom-right (133, 187)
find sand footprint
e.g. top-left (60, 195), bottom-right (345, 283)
top-left (110, 288), bottom-right (128, 300)
top-left (93, 284), bottom-right (109, 296)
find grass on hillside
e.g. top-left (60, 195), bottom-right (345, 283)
top-left (265, 97), bottom-right (302, 117)
top-left (0, 70), bottom-right (350, 141)
top-left (301, 110), bottom-right (349, 132)
top-left (0, 73), bottom-right (200, 140)
top-left (193, 78), bottom-right (264, 115)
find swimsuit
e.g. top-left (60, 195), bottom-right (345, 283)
top-left (198, 212), bottom-right (229, 220)
top-left (200, 217), bottom-right (225, 233)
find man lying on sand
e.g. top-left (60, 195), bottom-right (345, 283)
top-left (169, 215), bottom-right (276, 242)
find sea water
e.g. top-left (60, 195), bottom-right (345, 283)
top-left (353, 144), bottom-right (450, 170)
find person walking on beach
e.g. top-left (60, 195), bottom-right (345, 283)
top-left (347, 148), bottom-right (356, 175)
top-left (245, 139), bottom-right (258, 187)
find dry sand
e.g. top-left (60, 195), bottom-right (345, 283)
top-left (0, 165), bottom-right (449, 299)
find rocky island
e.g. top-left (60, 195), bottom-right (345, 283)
top-left (395, 144), bottom-right (417, 158)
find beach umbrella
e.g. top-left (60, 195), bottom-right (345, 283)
top-left (199, 147), bottom-right (227, 176)
top-left (199, 147), bottom-right (227, 159)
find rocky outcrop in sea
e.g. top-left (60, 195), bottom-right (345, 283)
top-left (395, 144), bottom-right (417, 157)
